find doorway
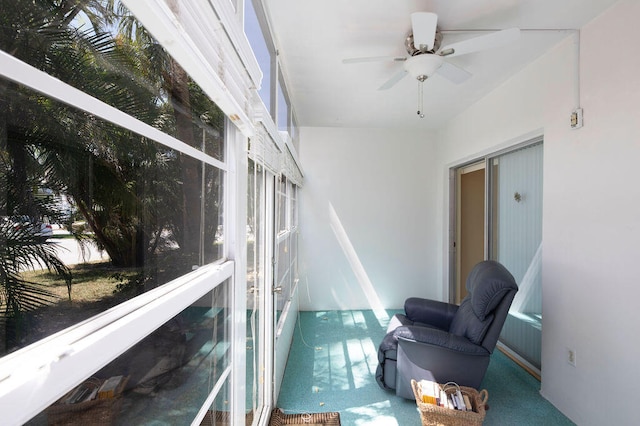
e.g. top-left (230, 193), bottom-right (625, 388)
top-left (456, 162), bottom-right (486, 304)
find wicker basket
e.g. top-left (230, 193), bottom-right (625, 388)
top-left (411, 379), bottom-right (488, 426)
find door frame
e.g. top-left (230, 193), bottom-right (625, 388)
top-left (448, 135), bottom-right (544, 304)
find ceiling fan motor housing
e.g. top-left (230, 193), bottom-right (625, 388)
top-left (405, 31), bottom-right (443, 56)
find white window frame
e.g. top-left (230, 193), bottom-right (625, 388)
top-left (244, 0), bottom-right (276, 119)
top-left (0, 30), bottom-right (236, 425)
top-left (0, 0), bottom-right (307, 424)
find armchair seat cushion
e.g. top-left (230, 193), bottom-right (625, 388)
top-left (394, 325), bottom-right (490, 355)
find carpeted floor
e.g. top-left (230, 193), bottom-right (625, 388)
top-left (276, 310), bottom-right (575, 426)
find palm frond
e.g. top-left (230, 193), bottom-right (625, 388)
top-left (0, 221), bottom-right (71, 311)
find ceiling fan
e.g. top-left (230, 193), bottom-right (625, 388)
top-left (342, 12), bottom-right (520, 116)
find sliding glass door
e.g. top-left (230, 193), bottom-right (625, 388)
top-left (488, 141), bottom-right (543, 372)
top-left (452, 138), bottom-right (543, 374)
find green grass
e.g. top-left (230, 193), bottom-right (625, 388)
top-left (20, 262), bottom-right (140, 303)
top-left (5, 263), bottom-right (142, 352)
top-left (6, 251), bottom-right (207, 354)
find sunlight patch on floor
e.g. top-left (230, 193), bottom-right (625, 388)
top-left (312, 336), bottom-right (378, 391)
top-left (345, 338), bottom-right (378, 389)
top-left (340, 310), bottom-right (367, 329)
top-left (345, 400), bottom-right (400, 426)
top-left (313, 341), bottom-right (348, 391)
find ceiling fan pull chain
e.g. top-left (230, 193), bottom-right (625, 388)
top-left (417, 78), bottom-right (425, 118)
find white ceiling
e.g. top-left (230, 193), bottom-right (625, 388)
top-left (264, 0), bottom-right (619, 129)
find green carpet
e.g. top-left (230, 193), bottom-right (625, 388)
top-left (276, 310), bottom-right (574, 425)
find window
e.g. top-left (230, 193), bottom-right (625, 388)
top-left (0, 2), bottom-right (233, 423)
top-left (245, 0), bottom-right (295, 141)
top-left (244, 0), bottom-right (275, 117)
top-left (30, 279), bottom-right (231, 425)
top-left (275, 177), bottom-right (298, 329)
top-left (1, 77), bottom-right (225, 350)
top-left (2, 0), bottom-right (302, 424)
top-left (1, 0), bottom-right (226, 355)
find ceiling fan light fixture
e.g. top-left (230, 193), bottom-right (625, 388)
top-left (403, 54), bottom-right (444, 80)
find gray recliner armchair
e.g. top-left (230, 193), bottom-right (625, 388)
top-left (376, 260), bottom-right (518, 399)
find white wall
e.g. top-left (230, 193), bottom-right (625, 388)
top-left (297, 127), bottom-right (439, 311)
top-left (436, 1), bottom-right (640, 424)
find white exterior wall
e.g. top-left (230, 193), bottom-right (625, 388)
top-left (298, 127), bottom-right (439, 311)
top-left (435, 1), bottom-right (640, 424)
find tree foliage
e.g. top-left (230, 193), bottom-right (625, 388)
top-left (0, 0), bottom-right (225, 350)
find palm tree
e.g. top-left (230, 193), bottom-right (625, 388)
top-left (116, 5), bottom-right (224, 263)
top-left (0, 1), bottom-right (117, 352)
top-left (1, 0), bottom-right (224, 270)
top-left (0, 0), bottom-right (89, 352)
top-left (1, 0), bottom-right (163, 268)
top-left (0, 219), bottom-right (71, 352)
top-left (0, 0), bottom-right (227, 351)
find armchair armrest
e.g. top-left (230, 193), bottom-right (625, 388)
top-left (404, 297), bottom-right (459, 331)
top-left (394, 325), bottom-right (489, 355)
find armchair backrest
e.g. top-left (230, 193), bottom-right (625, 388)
top-left (449, 261), bottom-right (518, 352)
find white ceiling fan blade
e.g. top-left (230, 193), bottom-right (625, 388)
top-left (342, 56), bottom-right (406, 64)
top-left (437, 28), bottom-right (520, 57)
top-left (378, 69), bottom-right (408, 90)
top-left (436, 61), bottom-right (472, 84)
top-left (411, 12), bottom-right (438, 51)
